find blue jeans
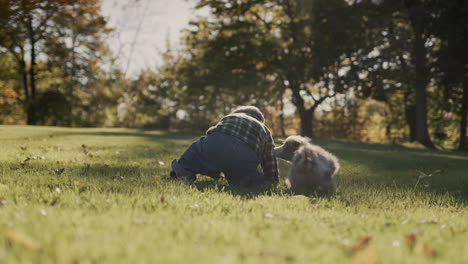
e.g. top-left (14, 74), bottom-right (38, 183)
top-left (171, 132), bottom-right (266, 187)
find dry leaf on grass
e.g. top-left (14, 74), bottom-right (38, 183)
top-left (449, 227), bottom-right (468, 235)
top-left (4, 230), bottom-right (40, 252)
top-left (415, 242), bottom-right (437, 258)
top-left (351, 236), bottom-right (372, 252)
top-left (351, 246), bottom-right (378, 264)
top-left (404, 232), bottom-right (417, 248)
top-left (404, 232), bottom-right (437, 258)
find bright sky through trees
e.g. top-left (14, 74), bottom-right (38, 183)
top-left (101, 0), bottom-right (203, 77)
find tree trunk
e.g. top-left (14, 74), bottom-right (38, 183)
top-left (297, 108), bottom-right (313, 138)
top-left (19, 55), bottom-right (29, 101)
top-left (279, 93), bottom-right (286, 136)
top-left (290, 82), bottom-right (313, 137)
top-left (404, 102), bottom-right (417, 141)
top-left (29, 42), bottom-right (36, 99)
top-left (18, 56), bottom-right (33, 126)
top-left (26, 41), bottom-right (37, 125)
top-left (404, 0), bottom-right (435, 148)
top-left (24, 7), bottom-right (38, 125)
top-left (459, 74), bottom-right (468, 150)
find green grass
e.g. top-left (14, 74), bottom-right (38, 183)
top-left (0, 125), bottom-right (467, 264)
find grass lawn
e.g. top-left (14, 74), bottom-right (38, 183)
top-left (0, 125), bottom-right (467, 263)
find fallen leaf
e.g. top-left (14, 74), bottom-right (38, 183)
top-left (404, 232), bottom-right (417, 248)
top-left (4, 230), bottom-right (40, 252)
top-left (351, 236), bottom-right (371, 252)
top-left (351, 246), bottom-right (378, 264)
top-left (450, 227), bottom-right (468, 235)
top-left (415, 241), bottom-right (437, 258)
top-left (20, 146), bottom-right (28, 151)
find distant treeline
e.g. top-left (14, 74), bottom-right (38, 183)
top-left (0, 0), bottom-right (467, 150)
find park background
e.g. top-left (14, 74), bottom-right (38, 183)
top-left (1, 1), bottom-right (468, 263)
top-left (0, 0), bottom-right (467, 150)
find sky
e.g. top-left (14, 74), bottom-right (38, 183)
top-left (101, 0), bottom-right (205, 77)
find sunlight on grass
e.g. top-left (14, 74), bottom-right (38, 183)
top-left (0, 126), bottom-right (467, 263)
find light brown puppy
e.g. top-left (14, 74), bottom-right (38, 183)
top-left (274, 136), bottom-right (340, 194)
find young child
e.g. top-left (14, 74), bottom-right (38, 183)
top-left (170, 106), bottom-right (278, 189)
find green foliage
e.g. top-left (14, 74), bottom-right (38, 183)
top-left (0, 126), bottom-right (467, 263)
top-left (0, 53), bottom-right (24, 124)
top-left (0, 0), bottom-right (120, 127)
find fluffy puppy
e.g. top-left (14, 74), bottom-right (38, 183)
top-left (274, 136), bottom-right (340, 194)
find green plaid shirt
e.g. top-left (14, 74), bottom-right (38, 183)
top-left (206, 113), bottom-right (279, 184)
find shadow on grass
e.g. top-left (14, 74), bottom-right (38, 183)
top-left (53, 129), bottom-right (203, 141)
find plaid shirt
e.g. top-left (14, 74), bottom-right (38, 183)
top-left (206, 113), bottom-right (279, 184)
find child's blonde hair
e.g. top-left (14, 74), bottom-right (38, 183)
top-left (231, 106), bottom-right (264, 123)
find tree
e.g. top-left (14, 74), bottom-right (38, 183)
top-left (402, 0), bottom-right (435, 148)
top-left (190, 0), bottom-right (373, 136)
top-left (430, 0), bottom-right (468, 150)
top-left (0, 0), bottom-right (111, 125)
